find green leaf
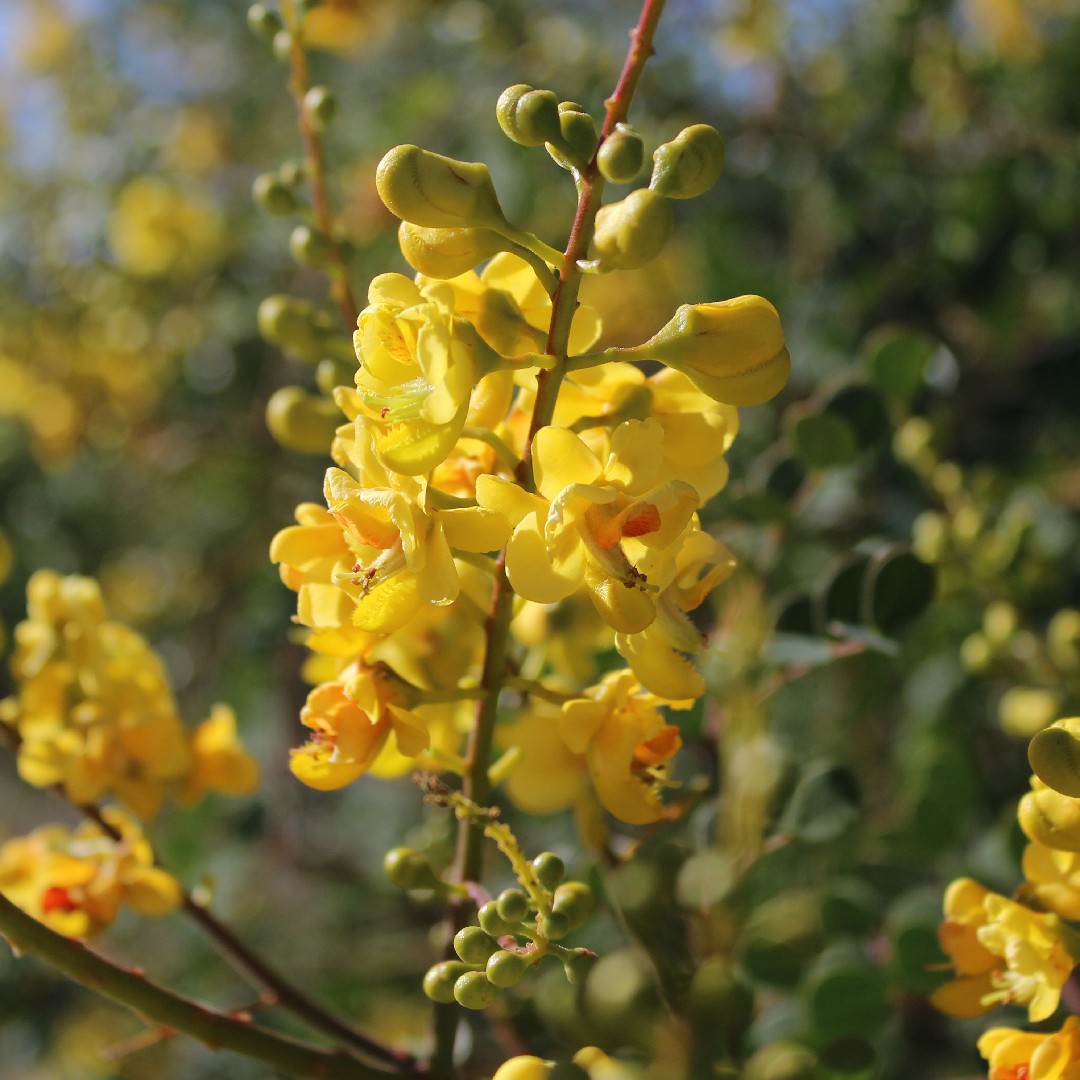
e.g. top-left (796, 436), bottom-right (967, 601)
top-left (802, 945), bottom-right (889, 1039)
top-left (861, 326), bottom-right (935, 401)
top-left (861, 547), bottom-right (936, 633)
top-left (822, 385), bottom-right (889, 449)
top-left (780, 762), bottom-right (861, 844)
top-left (792, 414), bottom-right (859, 469)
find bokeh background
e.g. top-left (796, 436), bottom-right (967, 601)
top-left (0, 0), bottom-right (1078, 1077)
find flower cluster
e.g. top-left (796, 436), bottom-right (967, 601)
top-left (1, 570), bottom-right (259, 818)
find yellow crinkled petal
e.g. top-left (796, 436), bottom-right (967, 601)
top-left (605, 419), bottom-right (663, 492)
top-left (290, 743), bottom-right (367, 791)
top-left (498, 710), bottom-right (587, 815)
top-left (269, 522), bottom-right (347, 569)
top-left (533, 427), bottom-right (603, 502)
top-left (440, 506), bottom-right (510, 553)
top-left (367, 272), bottom-right (422, 309)
top-left (1019, 785), bottom-right (1080, 852)
top-left (505, 515), bottom-right (583, 604)
top-left (615, 627), bottom-right (704, 702)
top-left (386, 705), bottom-right (430, 758)
top-left (298, 581), bottom-right (356, 629)
top-left (929, 974), bottom-right (996, 1018)
top-left (558, 699), bottom-right (610, 756)
top-left (467, 369), bottom-right (515, 429)
top-left (375, 404), bottom-right (469, 476)
top-left (123, 867), bottom-right (183, 916)
top-left (583, 561), bottom-right (656, 635)
top-left (977, 1027), bottom-right (1043, 1069)
top-left (415, 523), bottom-right (459, 607)
top-left (352, 574), bottom-right (422, 634)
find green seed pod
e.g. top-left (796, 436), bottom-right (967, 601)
top-left (454, 926), bottom-right (499, 965)
top-left (382, 847), bottom-right (441, 891)
top-left (552, 882), bottom-right (595, 931)
top-left (264, 386), bottom-right (341, 454)
top-left (252, 173), bottom-right (297, 215)
top-left (1030, 719), bottom-right (1080, 797)
top-left (597, 123), bottom-right (645, 184)
top-left (247, 4), bottom-right (282, 39)
top-left (650, 124), bottom-right (725, 199)
top-left (486, 949), bottom-right (529, 988)
top-left (497, 84), bottom-right (562, 147)
top-left (375, 144), bottom-right (508, 231)
top-left (478, 901), bottom-right (516, 937)
top-left (590, 188), bottom-right (673, 270)
top-left (423, 961), bottom-right (474, 1004)
top-left (495, 888), bottom-right (530, 925)
top-left (558, 102), bottom-right (599, 162)
top-left (272, 29), bottom-right (293, 62)
top-left (454, 970), bottom-right (500, 1010)
top-left (304, 85), bottom-right (337, 130)
top-left (289, 225), bottom-right (335, 269)
top-left (397, 222), bottom-right (505, 280)
top-left (531, 852), bottom-right (566, 891)
top-left (257, 295), bottom-right (325, 361)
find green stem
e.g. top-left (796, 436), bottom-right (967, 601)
top-left (504, 675), bottom-right (577, 706)
top-left (0, 892), bottom-right (391, 1080)
top-left (460, 426), bottom-right (522, 472)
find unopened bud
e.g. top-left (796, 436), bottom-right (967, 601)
top-left (422, 961), bottom-right (472, 1004)
top-left (289, 225), bottom-right (335, 269)
top-left (397, 222), bottom-right (505, 279)
top-left (597, 123), bottom-right (644, 184)
top-left (493, 1056), bottom-right (552, 1080)
top-left (590, 188), bottom-right (672, 270)
top-left (265, 386), bottom-right (341, 453)
top-left (650, 124), bottom-right (725, 199)
top-left (375, 144), bottom-right (508, 231)
top-left (304, 85), bottom-right (337, 129)
top-left (272, 29), bottom-right (293, 62)
top-left (1019, 780), bottom-right (1080, 852)
top-left (497, 84), bottom-right (562, 147)
top-left (552, 882), bottom-right (595, 931)
top-left (454, 969), bottom-right (499, 1010)
top-left (252, 173), bottom-right (297, 215)
top-left (558, 101), bottom-right (599, 162)
top-left (627, 295), bottom-right (789, 406)
top-left (247, 4), bottom-right (282, 39)
top-left (257, 295), bottom-right (326, 361)
top-left (1029, 719), bottom-right (1080, 798)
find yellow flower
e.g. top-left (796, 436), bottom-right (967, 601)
top-left (178, 704), bottom-right (261, 804)
top-left (558, 670), bottom-right (683, 825)
top-left (931, 877), bottom-right (1078, 1022)
top-left (978, 1015), bottom-right (1080, 1080)
top-left (1019, 777), bottom-right (1080, 852)
top-left (1021, 842), bottom-right (1080, 920)
top-left (0, 809), bottom-right (180, 937)
top-left (498, 705), bottom-right (590, 816)
top-left (477, 419), bottom-right (699, 633)
top-left (290, 664), bottom-right (429, 791)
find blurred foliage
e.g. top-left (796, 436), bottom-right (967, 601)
top-left (0, 0), bottom-right (1078, 1077)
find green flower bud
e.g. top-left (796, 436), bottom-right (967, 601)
top-left (252, 173), bottom-right (298, 215)
top-left (397, 222), bottom-right (505, 279)
top-left (531, 852), bottom-right (566, 891)
top-left (650, 124), bottom-right (725, 200)
top-left (423, 961), bottom-right (473, 1004)
top-left (495, 888), bottom-right (530, 925)
top-left (289, 225), bottom-right (335, 269)
top-left (272, 29), bottom-right (294, 62)
top-left (563, 949), bottom-right (597, 986)
top-left (454, 969), bottom-right (499, 1010)
top-left (478, 900), bottom-right (516, 937)
top-left (540, 910), bottom-right (570, 941)
top-left (265, 386), bottom-right (341, 454)
top-left (315, 357), bottom-right (355, 396)
top-left (304, 85), bottom-right (337, 130)
top-left (486, 949), bottom-right (529, 988)
top-left (625, 295), bottom-right (789, 406)
top-left (247, 4), bottom-right (282, 39)
top-left (558, 102), bottom-right (599, 162)
top-left (1049, 609), bottom-right (1080, 671)
top-left (590, 188), bottom-right (673, 270)
top-left (375, 144), bottom-right (508, 231)
top-left (497, 84), bottom-right (562, 147)
top-left (597, 124), bottom-right (645, 184)
top-left (1030, 718), bottom-right (1080, 798)
top-left (279, 159), bottom-right (306, 187)
top-left (686, 958), bottom-right (754, 1038)
top-left (454, 926), bottom-right (499, 965)
top-left (552, 882), bottom-right (595, 931)
top-left (383, 847), bottom-right (441, 891)
top-left (257, 294), bottom-right (326, 361)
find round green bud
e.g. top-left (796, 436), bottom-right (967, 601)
top-left (1049, 609), bottom-right (1080, 670)
top-left (453, 969), bottom-right (499, 1010)
top-left (375, 144), bottom-right (508, 231)
top-left (382, 847), bottom-right (441, 891)
top-left (591, 187), bottom-right (673, 270)
top-left (563, 949), bottom-right (597, 986)
top-left (304, 85), bottom-right (337, 129)
top-left (495, 888), bottom-right (530, 924)
top-left (423, 961), bottom-right (473, 1004)
top-left (486, 949), bottom-right (529, 988)
top-left (289, 225), bottom-right (335, 269)
top-left (552, 882), bottom-right (595, 931)
top-left (265, 386), bottom-right (340, 454)
top-left (278, 159), bottom-right (306, 187)
top-left (315, 357), bottom-right (354, 397)
top-left (252, 173), bottom-right (297, 215)
top-left (497, 84), bottom-right (562, 147)
top-left (478, 901), bottom-right (516, 937)
top-left (247, 4), bottom-right (282, 39)
top-left (597, 123), bottom-right (645, 184)
top-left (650, 124), bottom-right (725, 200)
top-left (397, 222), bottom-right (505, 280)
top-left (492, 1056), bottom-right (553, 1080)
top-left (557, 102), bottom-right (599, 162)
top-left (540, 910), bottom-right (570, 941)
top-left (257, 294), bottom-right (324, 361)
top-left (531, 852), bottom-right (566, 891)
top-left (454, 926), bottom-right (499, 965)
top-left (272, 29), bottom-right (294, 62)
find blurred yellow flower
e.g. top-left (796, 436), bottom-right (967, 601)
top-left (978, 1015), bottom-right (1080, 1080)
